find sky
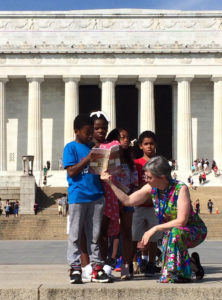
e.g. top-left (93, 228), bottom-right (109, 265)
top-left (0, 0), bottom-right (222, 11)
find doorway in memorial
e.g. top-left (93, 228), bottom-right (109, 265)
top-left (154, 85), bottom-right (172, 159)
top-left (78, 84), bottom-right (172, 160)
top-left (79, 85), bottom-right (101, 115)
top-left (115, 85), bottom-right (138, 140)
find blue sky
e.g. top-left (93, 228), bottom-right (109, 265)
top-left (0, 0), bottom-right (222, 11)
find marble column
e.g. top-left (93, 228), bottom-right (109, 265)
top-left (27, 76), bottom-right (44, 172)
top-left (212, 76), bottom-right (222, 169)
top-left (136, 81), bottom-right (141, 136)
top-left (100, 76), bottom-right (117, 131)
top-left (176, 75), bottom-right (193, 171)
top-left (0, 77), bottom-right (8, 171)
top-left (138, 76), bottom-right (156, 134)
top-left (63, 76), bottom-right (80, 145)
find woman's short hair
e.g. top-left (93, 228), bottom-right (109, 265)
top-left (143, 156), bottom-right (172, 180)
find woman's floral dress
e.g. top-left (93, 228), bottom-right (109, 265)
top-left (152, 179), bottom-right (207, 283)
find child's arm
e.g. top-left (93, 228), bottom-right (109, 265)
top-left (66, 152), bottom-right (91, 178)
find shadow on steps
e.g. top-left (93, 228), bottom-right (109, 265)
top-left (36, 186), bottom-right (67, 212)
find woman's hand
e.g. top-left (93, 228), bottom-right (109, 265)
top-left (100, 171), bottom-right (112, 183)
top-left (140, 226), bottom-right (157, 247)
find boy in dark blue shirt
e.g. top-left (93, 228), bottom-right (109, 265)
top-left (63, 114), bottom-right (109, 284)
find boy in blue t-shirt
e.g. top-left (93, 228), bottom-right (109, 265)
top-left (63, 114), bottom-right (110, 284)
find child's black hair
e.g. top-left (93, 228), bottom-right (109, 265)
top-left (107, 128), bottom-right (134, 171)
top-left (90, 112), bottom-right (109, 126)
top-left (138, 130), bottom-right (157, 145)
top-left (106, 128), bottom-right (120, 142)
top-left (73, 114), bottom-right (93, 130)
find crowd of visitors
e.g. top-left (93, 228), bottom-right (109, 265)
top-left (0, 198), bottom-right (20, 217)
top-left (192, 158), bottom-right (219, 176)
top-left (62, 111), bottom-right (207, 285)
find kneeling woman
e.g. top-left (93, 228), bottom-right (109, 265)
top-left (101, 156), bottom-right (207, 283)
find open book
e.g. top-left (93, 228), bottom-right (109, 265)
top-left (88, 144), bottom-right (121, 175)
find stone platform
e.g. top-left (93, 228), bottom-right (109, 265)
top-left (0, 264), bottom-right (222, 300)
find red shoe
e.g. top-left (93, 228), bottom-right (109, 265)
top-left (91, 265), bottom-right (110, 283)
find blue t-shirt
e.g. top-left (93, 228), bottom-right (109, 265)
top-left (63, 141), bottom-right (104, 204)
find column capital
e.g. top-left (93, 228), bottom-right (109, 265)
top-left (0, 76), bottom-right (8, 83)
top-left (175, 75), bottom-right (194, 82)
top-left (211, 75), bottom-right (222, 82)
top-left (138, 75), bottom-right (157, 83)
top-left (100, 75), bottom-right (118, 83)
top-left (26, 76), bottom-right (44, 83)
top-left (135, 81), bottom-right (141, 89)
top-left (63, 76), bottom-right (80, 83)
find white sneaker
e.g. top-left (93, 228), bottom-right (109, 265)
top-left (82, 264), bottom-right (92, 283)
top-left (103, 264), bottom-right (114, 281)
top-left (103, 264), bottom-right (112, 276)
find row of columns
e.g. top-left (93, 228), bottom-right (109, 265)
top-left (0, 75), bottom-right (222, 172)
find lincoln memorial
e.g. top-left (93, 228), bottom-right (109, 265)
top-left (0, 9), bottom-right (222, 175)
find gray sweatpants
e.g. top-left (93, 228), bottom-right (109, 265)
top-left (67, 197), bottom-right (104, 268)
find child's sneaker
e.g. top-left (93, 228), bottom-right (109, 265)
top-left (106, 257), bottom-right (116, 269)
top-left (82, 264), bottom-right (92, 283)
top-left (133, 261), bottom-right (140, 274)
top-left (139, 259), bottom-right (147, 273)
top-left (114, 256), bottom-right (123, 272)
top-left (145, 261), bottom-right (155, 277)
top-left (92, 265), bottom-right (110, 283)
top-left (103, 264), bottom-right (114, 282)
top-left (69, 269), bottom-right (83, 284)
top-left (121, 264), bottom-right (130, 280)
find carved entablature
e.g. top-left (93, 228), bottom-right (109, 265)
top-left (1, 53), bottom-right (222, 66)
top-left (0, 16), bottom-right (222, 31)
top-left (0, 40), bottom-right (221, 54)
top-left (0, 11), bottom-right (222, 54)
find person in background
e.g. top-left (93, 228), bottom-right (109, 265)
top-left (5, 200), bottom-right (10, 218)
top-left (194, 199), bottom-right (200, 215)
top-left (59, 158), bottom-right (63, 170)
top-left (58, 196), bottom-right (63, 216)
top-left (207, 199), bottom-right (213, 214)
top-left (43, 165), bottom-right (47, 176)
top-left (0, 198), bottom-right (2, 216)
top-left (34, 202), bottom-right (39, 215)
top-left (46, 160), bottom-right (50, 171)
top-left (61, 194), bottom-right (68, 217)
top-left (13, 201), bottom-right (19, 217)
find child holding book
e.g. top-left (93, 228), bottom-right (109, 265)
top-left (63, 114), bottom-right (110, 284)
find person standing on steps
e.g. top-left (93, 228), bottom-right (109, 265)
top-left (207, 199), bottom-right (213, 214)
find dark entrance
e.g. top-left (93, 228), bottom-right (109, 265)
top-left (115, 85), bottom-right (138, 139)
top-left (154, 85), bottom-right (172, 159)
top-left (79, 85), bottom-right (101, 115)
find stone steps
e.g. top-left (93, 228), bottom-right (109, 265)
top-left (199, 214), bottom-right (222, 240)
top-left (0, 186), bottom-right (222, 240)
top-left (0, 213), bottom-right (222, 240)
top-left (0, 215), bottom-right (67, 240)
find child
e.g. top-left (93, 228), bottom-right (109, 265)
top-left (80, 111), bottom-right (118, 281)
top-left (107, 128), bottom-right (138, 280)
top-left (132, 131), bottom-right (160, 276)
top-left (63, 114), bottom-right (110, 284)
top-left (89, 112), bottom-right (120, 269)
